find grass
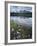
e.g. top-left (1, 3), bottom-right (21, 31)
top-left (10, 20), bottom-right (32, 40)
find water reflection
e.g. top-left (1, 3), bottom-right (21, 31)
top-left (10, 16), bottom-right (32, 27)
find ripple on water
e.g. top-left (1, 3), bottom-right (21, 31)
top-left (10, 16), bottom-right (32, 27)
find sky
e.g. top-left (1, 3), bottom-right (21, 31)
top-left (10, 6), bottom-right (32, 13)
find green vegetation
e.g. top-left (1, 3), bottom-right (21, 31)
top-left (10, 20), bottom-right (32, 40)
top-left (10, 13), bottom-right (32, 17)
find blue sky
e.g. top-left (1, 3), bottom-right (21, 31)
top-left (10, 6), bottom-right (32, 13)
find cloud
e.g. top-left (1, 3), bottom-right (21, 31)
top-left (10, 6), bottom-right (32, 13)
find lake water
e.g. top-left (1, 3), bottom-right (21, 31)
top-left (10, 16), bottom-right (32, 27)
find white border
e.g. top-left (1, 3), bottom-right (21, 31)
top-left (8, 3), bottom-right (35, 43)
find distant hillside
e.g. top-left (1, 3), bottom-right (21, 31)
top-left (19, 10), bottom-right (32, 13)
top-left (10, 12), bottom-right (32, 17)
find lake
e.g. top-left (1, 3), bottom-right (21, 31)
top-left (10, 16), bottom-right (32, 27)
